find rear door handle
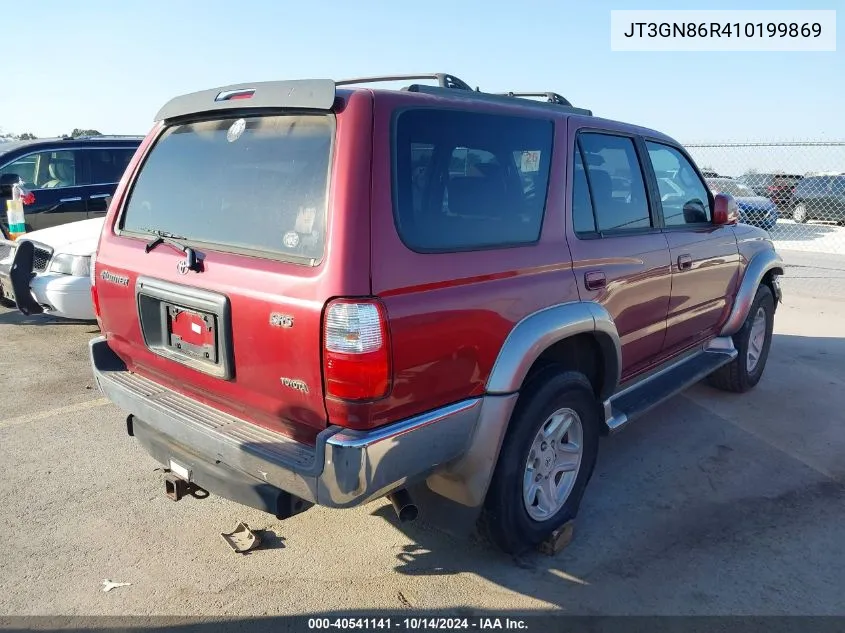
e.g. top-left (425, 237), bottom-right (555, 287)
top-left (89, 193), bottom-right (111, 199)
top-left (584, 271), bottom-right (607, 291)
top-left (677, 254), bottom-right (693, 271)
top-left (59, 196), bottom-right (82, 203)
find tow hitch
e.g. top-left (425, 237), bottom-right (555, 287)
top-left (164, 473), bottom-right (207, 501)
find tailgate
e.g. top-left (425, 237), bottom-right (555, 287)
top-left (95, 112), bottom-right (339, 440)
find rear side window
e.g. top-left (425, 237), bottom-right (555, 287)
top-left (393, 109), bottom-right (553, 252)
top-left (572, 150), bottom-right (596, 233)
top-left (795, 177), bottom-right (829, 196)
top-left (576, 132), bottom-right (651, 233)
top-left (87, 148), bottom-right (137, 184)
top-left (121, 114), bottom-right (333, 264)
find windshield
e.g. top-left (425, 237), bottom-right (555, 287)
top-left (121, 114), bottom-right (334, 263)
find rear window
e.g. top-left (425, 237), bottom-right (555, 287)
top-left (393, 109), bottom-right (553, 253)
top-left (741, 173), bottom-right (773, 187)
top-left (121, 114), bottom-right (334, 263)
top-left (772, 175), bottom-right (801, 187)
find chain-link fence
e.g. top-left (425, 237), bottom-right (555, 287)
top-left (684, 141), bottom-right (845, 255)
top-left (684, 141), bottom-right (845, 296)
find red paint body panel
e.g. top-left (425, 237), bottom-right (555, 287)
top-left (661, 227), bottom-right (739, 352)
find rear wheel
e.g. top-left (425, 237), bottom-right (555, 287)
top-left (482, 370), bottom-right (600, 555)
top-left (708, 284), bottom-right (775, 393)
top-left (792, 205), bottom-right (808, 224)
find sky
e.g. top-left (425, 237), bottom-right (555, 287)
top-left (0, 0), bottom-right (842, 168)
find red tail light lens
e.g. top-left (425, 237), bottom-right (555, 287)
top-left (323, 299), bottom-right (391, 401)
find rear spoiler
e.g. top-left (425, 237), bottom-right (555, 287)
top-left (154, 79), bottom-right (337, 122)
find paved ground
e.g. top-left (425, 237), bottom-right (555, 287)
top-left (778, 248), bottom-right (845, 297)
top-left (1, 282), bottom-right (843, 617)
top-left (770, 219), bottom-right (845, 257)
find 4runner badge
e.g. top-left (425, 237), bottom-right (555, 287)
top-left (100, 270), bottom-right (129, 286)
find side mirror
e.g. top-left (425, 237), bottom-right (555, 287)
top-left (713, 193), bottom-right (739, 226)
top-left (0, 173), bottom-right (21, 198)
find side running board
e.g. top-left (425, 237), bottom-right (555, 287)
top-left (604, 338), bottom-right (737, 432)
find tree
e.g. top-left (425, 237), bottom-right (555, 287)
top-left (70, 128), bottom-right (102, 138)
top-left (0, 130), bottom-right (37, 141)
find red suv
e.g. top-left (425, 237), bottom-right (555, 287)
top-left (89, 74), bottom-right (784, 554)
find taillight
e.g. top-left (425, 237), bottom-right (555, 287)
top-left (323, 299), bottom-right (391, 401)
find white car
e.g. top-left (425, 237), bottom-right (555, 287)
top-left (0, 217), bottom-right (103, 320)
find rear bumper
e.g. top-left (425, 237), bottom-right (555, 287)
top-left (89, 336), bottom-right (481, 510)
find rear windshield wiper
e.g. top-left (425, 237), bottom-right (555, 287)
top-left (143, 229), bottom-right (187, 252)
top-left (142, 229), bottom-right (201, 272)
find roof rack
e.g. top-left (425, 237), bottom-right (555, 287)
top-left (336, 73), bottom-right (474, 91)
top-left (497, 92), bottom-right (572, 106)
top-left (404, 84), bottom-right (592, 116)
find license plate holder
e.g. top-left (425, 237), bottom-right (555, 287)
top-left (165, 304), bottom-right (219, 364)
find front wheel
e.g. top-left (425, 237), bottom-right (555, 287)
top-left (708, 284), bottom-right (775, 393)
top-left (482, 370), bottom-right (600, 555)
top-left (793, 205), bottom-right (808, 224)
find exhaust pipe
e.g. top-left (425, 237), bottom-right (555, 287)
top-left (387, 489), bottom-right (418, 523)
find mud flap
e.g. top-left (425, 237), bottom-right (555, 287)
top-left (9, 240), bottom-right (43, 315)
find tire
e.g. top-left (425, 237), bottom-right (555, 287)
top-left (481, 370), bottom-right (601, 555)
top-left (0, 296), bottom-right (15, 308)
top-left (792, 205), bottom-right (808, 224)
top-left (708, 284), bottom-right (775, 393)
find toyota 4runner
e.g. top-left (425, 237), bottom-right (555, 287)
top-left (89, 73), bottom-right (784, 554)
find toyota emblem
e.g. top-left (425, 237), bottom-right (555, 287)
top-left (176, 259), bottom-right (190, 275)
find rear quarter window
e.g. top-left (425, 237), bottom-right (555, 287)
top-left (393, 109), bottom-right (554, 253)
top-left (795, 177), bottom-right (830, 196)
top-left (120, 114), bottom-right (334, 264)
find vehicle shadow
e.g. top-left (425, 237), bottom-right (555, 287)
top-left (356, 332), bottom-right (845, 613)
top-left (0, 308), bottom-right (97, 328)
